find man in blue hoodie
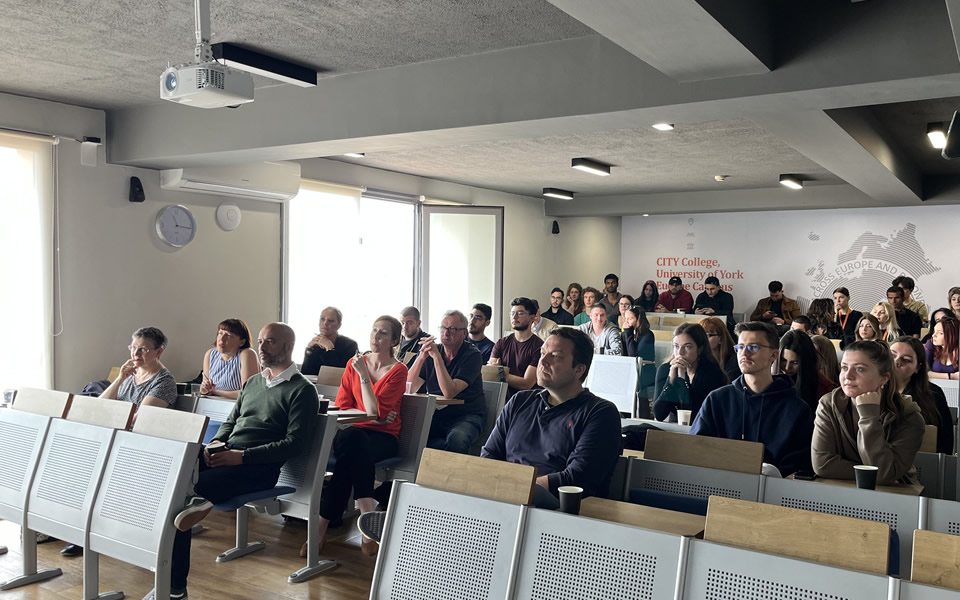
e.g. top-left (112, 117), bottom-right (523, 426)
top-left (690, 321), bottom-right (814, 476)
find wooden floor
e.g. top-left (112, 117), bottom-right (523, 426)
top-left (0, 511), bottom-right (375, 599)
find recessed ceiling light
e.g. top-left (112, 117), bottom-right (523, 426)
top-left (927, 122), bottom-right (947, 149)
top-left (343, 152), bottom-right (365, 158)
top-left (652, 123), bottom-right (674, 131)
top-left (714, 175), bottom-right (728, 182)
top-left (642, 213), bottom-right (650, 217)
top-left (543, 187), bottom-right (575, 200)
top-left (571, 158), bottom-right (611, 176)
top-left (779, 174), bottom-right (803, 190)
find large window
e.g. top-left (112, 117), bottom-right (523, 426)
top-left (286, 182), bottom-right (416, 360)
top-left (0, 132), bottom-right (55, 392)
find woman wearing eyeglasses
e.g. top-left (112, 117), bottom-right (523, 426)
top-left (616, 295), bottom-right (635, 330)
top-left (653, 322), bottom-right (728, 422)
top-left (100, 326), bottom-right (177, 409)
top-left (811, 340), bottom-right (925, 485)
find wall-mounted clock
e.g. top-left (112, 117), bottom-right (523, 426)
top-left (155, 204), bottom-right (196, 247)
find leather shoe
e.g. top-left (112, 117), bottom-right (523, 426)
top-left (60, 544), bottom-right (83, 557)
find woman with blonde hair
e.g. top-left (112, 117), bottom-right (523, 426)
top-left (855, 313), bottom-right (882, 342)
top-left (871, 301), bottom-right (903, 342)
top-left (700, 316), bottom-right (739, 382)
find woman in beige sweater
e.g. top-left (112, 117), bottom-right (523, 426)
top-left (811, 340), bottom-right (925, 485)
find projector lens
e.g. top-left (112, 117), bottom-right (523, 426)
top-left (164, 71), bottom-right (178, 92)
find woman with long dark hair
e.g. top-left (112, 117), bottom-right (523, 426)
top-left (890, 336), bottom-right (952, 454)
top-left (807, 298), bottom-right (836, 337)
top-left (653, 322), bottom-right (728, 422)
top-left (812, 340), bottom-right (925, 485)
top-left (700, 316), bottom-right (739, 382)
top-left (927, 317), bottom-right (959, 380)
top-left (810, 335), bottom-right (840, 386)
top-left (636, 280), bottom-right (659, 313)
top-left (562, 283), bottom-right (585, 317)
top-left (775, 330), bottom-right (834, 414)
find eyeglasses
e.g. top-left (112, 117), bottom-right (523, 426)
top-left (128, 345), bottom-right (154, 355)
top-left (734, 343), bottom-right (777, 353)
top-left (510, 311), bottom-right (529, 318)
top-left (438, 326), bottom-right (466, 334)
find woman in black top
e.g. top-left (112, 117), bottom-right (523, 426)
top-left (653, 322), bottom-right (728, 422)
top-left (636, 280), bottom-right (659, 313)
top-left (832, 287), bottom-right (862, 349)
top-left (701, 316), bottom-right (739, 382)
top-left (891, 336), bottom-right (953, 454)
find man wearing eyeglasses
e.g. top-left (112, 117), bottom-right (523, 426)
top-left (690, 321), bottom-right (814, 477)
top-left (407, 310), bottom-right (485, 453)
top-left (543, 287), bottom-right (574, 325)
top-left (490, 297), bottom-right (545, 398)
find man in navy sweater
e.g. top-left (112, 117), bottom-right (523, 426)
top-left (691, 321), bottom-right (814, 477)
top-left (481, 327), bottom-right (621, 507)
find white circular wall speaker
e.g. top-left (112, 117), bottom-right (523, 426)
top-left (216, 202), bottom-right (242, 231)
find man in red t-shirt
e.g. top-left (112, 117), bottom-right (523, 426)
top-left (490, 297), bottom-right (544, 398)
top-left (656, 277), bottom-right (694, 313)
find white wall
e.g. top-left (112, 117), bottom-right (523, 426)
top-left (53, 139), bottom-right (281, 391)
top-left (547, 216), bottom-right (623, 296)
top-left (622, 206), bottom-right (960, 316)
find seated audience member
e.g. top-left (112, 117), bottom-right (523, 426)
top-left (806, 298), bottom-right (836, 337)
top-left (856, 313), bottom-right (883, 342)
top-left (691, 322), bottom-right (814, 477)
top-left (832, 287), bottom-right (862, 348)
top-left (893, 276), bottom-right (928, 325)
top-left (776, 330), bottom-right (834, 414)
top-left (654, 323), bottom-right (727, 422)
top-left (490, 298), bottom-right (544, 397)
top-left (397, 306), bottom-right (431, 360)
top-left (408, 310), bottom-right (485, 452)
top-left (811, 340), bottom-right (925, 485)
top-left (922, 307), bottom-right (954, 343)
top-left (616, 295), bottom-right (635, 329)
top-left (562, 283), bottom-right (585, 319)
top-left (306, 316), bottom-right (406, 558)
top-left (574, 286), bottom-right (601, 326)
top-left (701, 316), bottom-right (740, 382)
top-left (655, 276), bottom-right (694, 313)
top-left (481, 328), bottom-right (621, 508)
top-left (621, 306), bottom-right (655, 361)
top-left (543, 287), bottom-right (574, 326)
top-left (891, 337), bottom-right (953, 454)
top-left (790, 315), bottom-right (812, 334)
top-left (636, 280), bottom-right (660, 312)
top-left (467, 303), bottom-right (495, 363)
top-left (950, 286), bottom-right (960, 320)
top-left (530, 299), bottom-right (558, 342)
top-left (578, 304), bottom-right (623, 356)
top-left (811, 335), bottom-right (841, 385)
top-left (926, 317), bottom-right (959, 380)
top-left (598, 273), bottom-right (623, 318)
top-left (750, 280), bottom-right (801, 325)
top-left (199, 318), bottom-right (259, 399)
top-left (301, 307), bottom-right (358, 375)
top-left (101, 326), bottom-right (177, 410)
top-left (694, 276), bottom-right (734, 320)
top-left (886, 286), bottom-right (921, 337)
top-left (871, 301), bottom-right (903, 342)
top-left (165, 323), bottom-right (318, 600)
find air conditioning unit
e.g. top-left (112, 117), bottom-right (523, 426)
top-left (160, 161), bottom-right (301, 201)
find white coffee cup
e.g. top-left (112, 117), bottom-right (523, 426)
top-left (405, 381), bottom-right (413, 394)
top-left (676, 309), bottom-right (686, 315)
top-left (676, 409), bottom-right (692, 426)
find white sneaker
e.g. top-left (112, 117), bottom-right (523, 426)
top-left (173, 496), bottom-right (213, 532)
top-left (142, 588), bottom-right (187, 599)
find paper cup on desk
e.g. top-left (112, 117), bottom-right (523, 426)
top-left (854, 465), bottom-right (878, 490)
top-left (676, 309), bottom-right (686, 315)
top-left (676, 409), bottom-right (692, 426)
top-left (405, 381), bottom-right (413, 394)
top-left (558, 486), bottom-right (583, 515)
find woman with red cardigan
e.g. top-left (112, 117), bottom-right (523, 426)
top-left (301, 315), bottom-right (407, 558)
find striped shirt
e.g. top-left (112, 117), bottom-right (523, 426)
top-left (209, 348), bottom-right (243, 391)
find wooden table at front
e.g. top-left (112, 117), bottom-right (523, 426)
top-left (787, 474), bottom-right (924, 496)
top-left (335, 411), bottom-right (377, 425)
top-left (579, 497), bottom-right (706, 537)
top-left (402, 393), bottom-right (464, 407)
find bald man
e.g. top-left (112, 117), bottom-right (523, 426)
top-left (158, 323), bottom-right (318, 600)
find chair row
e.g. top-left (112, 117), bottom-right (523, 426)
top-left (369, 479), bottom-right (957, 600)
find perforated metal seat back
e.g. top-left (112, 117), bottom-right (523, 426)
top-left (372, 483), bottom-right (520, 600)
top-left (684, 539), bottom-right (890, 600)
top-left (631, 460), bottom-right (761, 501)
top-left (479, 381), bottom-right (507, 446)
top-left (27, 419), bottom-right (115, 542)
top-left (89, 430), bottom-right (197, 565)
top-left (277, 414), bottom-right (336, 506)
top-left (194, 396), bottom-right (235, 422)
top-left (900, 580), bottom-right (960, 600)
top-left (512, 508), bottom-right (681, 600)
top-left (926, 498), bottom-right (960, 536)
top-left (378, 395), bottom-right (435, 480)
top-left (913, 452), bottom-right (941, 498)
top-left (0, 408), bottom-right (50, 521)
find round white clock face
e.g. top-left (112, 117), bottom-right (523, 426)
top-left (155, 205), bottom-right (196, 247)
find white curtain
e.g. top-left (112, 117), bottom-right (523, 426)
top-left (0, 131), bottom-right (56, 391)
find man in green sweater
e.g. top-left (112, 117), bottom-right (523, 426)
top-left (150, 322), bottom-right (318, 600)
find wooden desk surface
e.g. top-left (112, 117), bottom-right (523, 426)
top-left (335, 410), bottom-right (377, 424)
top-left (788, 474), bottom-right (923, 496)
top-left (579, 497), bottom-right (705, 537)
top-left (402, 393), bottom-right (463, 406)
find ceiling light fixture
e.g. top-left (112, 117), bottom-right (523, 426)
top-left (571, 158), bottom-right (611, 176)
top-left (642, 213), bottom-right (650, 217)
top-left (714, 175), bottom-right (728, 182)
top-left (652, 123), bottom-right (675, 131)
top-left (343, 152), bottom-right (366, 158)
top-left (927, 122), bottom-right (947, 149)
top-left (543, 187), bottom-right (575, 200)
top-left (779, 174), bottom-right (803, 190)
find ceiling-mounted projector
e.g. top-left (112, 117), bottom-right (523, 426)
top-left (160, 63), bottom-right (254, 109)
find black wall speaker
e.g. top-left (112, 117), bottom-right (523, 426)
top-left (551, 220), bottom-right (560, 235)
top-left (129, 176), bottom-right (145, 202)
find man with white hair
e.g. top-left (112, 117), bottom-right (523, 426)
top-left (407, 310), bottom-right (486, 453)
